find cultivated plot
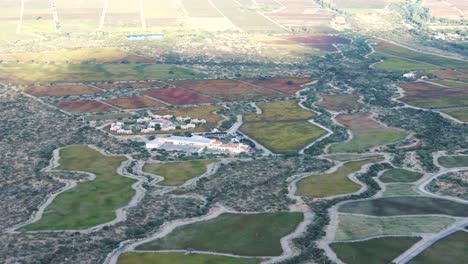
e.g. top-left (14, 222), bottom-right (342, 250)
top-left (379, 168), bottom-right (423, 183)
top-left (142, 88), bottom-right (216, 105)
top-left (21, 145), bottom-right (135, 230)
top-left (153, 105), bottom-right (225, 126)
top-left (441, 108), bottom-right (468, 122)
top-left (242, 77), bottom-right (313, 95)
top-left (245, 100), bottom-right (315, 122)
top-left (438, 155), bottom-right (468, 168)
top-left (143, 160), bottom-right (217, 186)
top-left (118, 252), bottom-right (259, 264)
top-left (398, 81), bottom-right (468, 109)
top-left (103, 96), bottom-right (166, 109)
top-left (54, 100), bottom-right (116, 113)
top-left (22, 84), bottom-right (102, 97)
top-left (316, 93), bottom-right (363, 112)
top-left (410, 231), bottom-right (468, 264)
top-left (136, 212), bottom-right (303, 256)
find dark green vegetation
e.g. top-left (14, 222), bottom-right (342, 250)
top-left (137, 212), bottom-right (303, 256)
top-left (297, 157), bottom-right (383, 198)
top-left (380, 168), bottom-right (423, 183)
top-left (331, 236), bottom-right (421, 264)
top-left (438, 156), bottom-right (468, 168)
top-left (0, 63), bottom-right (206, 83)
top-left (21, 145), bottom-right (134, 230)
top-left (409, 231), bottom-right (468, 264)
top-left (118, 252), bottom-right (259, 264)
top-left (143, 160), bottom-right (216, 186)
top-left (338, 197), bottom-right (468, 216)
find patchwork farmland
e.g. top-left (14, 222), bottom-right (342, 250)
top-left (242, 77), bottom-right (313, 95)
top-left (93, 80), bottom-right (164, 90)
top-left (280, 35), bottom-right (352, 52)
top-left (153, 105), bottom-right (225, 126)
top-left (118, 252), bottom-right (258, 264)
top-left (103, 96), bottom-right (166, 109)
top-left (316, 93), bottom-right (363, 111)
top-left (22, 84), bottom-right (102, 97)
top-left (142, 87), bottom-right (216, 105)
top-left (398, 81), bottom-right (468, 109)
top-left (53, 100), bottom-right (116, 113)
top-left (143, 159), bottom-right (217, 186)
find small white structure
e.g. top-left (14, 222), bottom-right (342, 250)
top-left (146, 135), bottom-right (251, 154)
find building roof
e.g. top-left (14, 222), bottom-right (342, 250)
top-left (168, 136), bottom-right (211, 144)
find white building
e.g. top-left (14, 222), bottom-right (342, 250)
top-left (146, 135), bottom-right (251, 154)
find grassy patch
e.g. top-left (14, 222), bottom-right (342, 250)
top-left (335, 214), bottom-right (454, 241)
top-left (315, 94), bottom-right (363, 111)
top-left (409, 231), bottom-right (468, 264)
top-left (441, 108), bottom-right (468, 122)
top-left (240, 121), bottom-right (327, 153)
top-left (21, 145), bottom-right (134, 230)
top-left (143, 160), bottom-right (216, 186)
top-left (380, 168), bottom-right (423, 183)
top-left (118, 252), bottom-right (259, 264)
top-left (329, 130), bottom-right (407, 153)
top-left (297, 157), bottom-right (383, 198)
top-left (245, 100), bottom-right (315, 122)
top-left (382, 184), bottom-right (420, 197)
top-left (331, 236), bottom-right (421, 264)
top-left (0, 63), bottom-right (206, 84)
top-left (136, 212), bottom-right (303, 256)
top-left (371, 55), bottom-right (440, 71)
top-left (338, 196), bottom-right (468, 216)
top-left (438, 155), bottom-right (468, 168)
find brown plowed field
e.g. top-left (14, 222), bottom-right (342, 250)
top-left (242, 77), bottom-right (313, 95)
top-left (170, 79), bottom-right (281, 101)
top-left (399, 81), bottom-right (468, 108)
top-left (22, 84), bottom-right (102, 97)
top-left (54, 100), bottom-right (115, 113)
top-left (142, 88), bottom-right (215, 105)
top-left (103, 96), bottom-right (166, 109)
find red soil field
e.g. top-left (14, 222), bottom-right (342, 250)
top-left (94, 81), bottom-right (164, 90)
top-left (335, 113), bottom-right (388, 133)
top-left (103, 96), bottom-right (166, 109)
top-left (142, 88), bottom-right (215, 105)
top-left (54, 100), bottom-right (116, 113)
top-left (429, 70), bottom-right (468, 81)
top-left (243, 77), bottom-right (313, 95)
top-left (170, 79), bottom-right (281, 101)
top-left (399, 82), bottom-right (466, 101)
top-left (22, 84), bottom-right (102, 97)
top-left (281, 35), bottom-right (351, 44)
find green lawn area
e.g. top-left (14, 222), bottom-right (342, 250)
top-left (382, 183), bottom-right (420, 197)
top-left (331, 236), bottom-right (421, 264)
top-left (136, 212), bottom-right (303, 256)
top-left (329, 130), bottom-right (407, 153)
top-left (372, 55), bottom-right (440, 71)
top-left (240, 121), bottom-right (327, 153)
top-left (335, 214), bottom-right (455, 241)
top-left (244, 100), bottom-right (315, 122)
top-left (118, 252), bottom-right (259, 264)
top-left (143, 160), bottom-right (217, 186)
top-left (296, 157), bottom-right (383, 198)
top-left (21, 145), bottom-right (134, 230)
top-left (338, 197), bottom-right (468, 217)
top-left (438, 155), bottom-right (468, 168)
top-left (409, 231), bottom-right (468, 264)
top-left (0, 63), bottom-right (206, 84)
top-left (380, 168), bottom-right (423, 183)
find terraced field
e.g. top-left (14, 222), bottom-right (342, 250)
top-left (338, 196), bottom-right (468, 216)
top-left (335, 214), bottom-right (455, 241)
top-left (331, 236), bottom-right (421, 264)
top-left (21, 145), bottom-right (134, 230)
top-left (136, 212), bottom-right (303, 256)
top-left (297, 157), bottom-right (383, 198)
top-left (143, 160), bottom-right (217, 186)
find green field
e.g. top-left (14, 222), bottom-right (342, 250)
top-left (316, 94), bottom-right (363, 111)
top-left (372, 55), bottom-right (440, 71)
top-left (382, 183), bottom-right (420, 197)
top-left (331, 236), bottom-right (421, 264)
top-left (240, 121), bottom-right (327, 153)
top-left (296, 157), bottom-right (383, 198)
top-left (380, 168), bottom-right (423, 183)
top-left (409, 231), bottom-right (468, 264)
top-left (136, 212), bottom-right (303, 256)
top-left (245, 100), bottom-right (315, 122)
top-left (372, 40), bottom-right (468, 69)
top-left (118, 252), bottom-right (258, 264)
top-left (0, 63), bottom-right (206, 84)
top-left (335, 214), bottom-right (455, 241)
top-left (438, 155), bottom-right (468, 168)
top-left (338, 197), bottom-right (468, 217)
top-left (143, 160), bottom-right (216, 186)
top-left (21, 145), bottom-right (134, 230)
top-left (329, 130), bottom-right (407, 153)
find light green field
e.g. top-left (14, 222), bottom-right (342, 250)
top-left (329, 130), bottom-right (408, 153)
top-left (136, 212), bottom-right (303, 256)
top-left (245, 100), bottom-right (315, 122)
top-left (441, 108), bottom-right (468, 122)
top-left (372, 56), bottom-right (440, 71)
top-left (118, 252), bottom-right (259, 264)
top-left (409, 231), bottom-right (468, 264)
top-left (331, 236), bottom-right (421, 264)
top-left (240, 121), bottom-right (327, 153)
top-left (143, 160), bottom-right (217, 186)
top-left (0, 63), bottom-right (206, 84)
top-left (335, 214), bottom-right (455, 241)
top-left (296, 157), bottom-right (383, 198)
top-left (438, 156), bottom-right (468, 168)
top-left (21, 145), bottom-right (134, 230)
top-left (380, 168), bottom-right (423, 183)
top-left (382, 183), bottom-right (420, 197)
